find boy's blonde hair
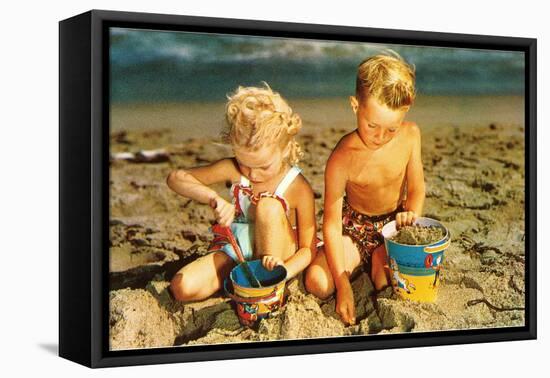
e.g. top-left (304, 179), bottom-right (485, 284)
top-left (222, 83), bottom-right (303, 165)
top-left (355, 53), bottom-right (416, 109)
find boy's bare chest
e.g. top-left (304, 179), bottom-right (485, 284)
top-left (347, 147), bottom-right (409, 188)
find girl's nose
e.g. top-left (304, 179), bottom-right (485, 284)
top-left (249, 169), bottom-right (259, 180)
top-left (241, 167), bottom-right (252, 179)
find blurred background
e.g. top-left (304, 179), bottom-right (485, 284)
top-left (110, 28), bottom-right (524, 102)
top-left (109, 28), bottom-right (525, 139)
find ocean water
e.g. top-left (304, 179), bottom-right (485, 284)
top-left (110, 27), bottom-right (525, 104)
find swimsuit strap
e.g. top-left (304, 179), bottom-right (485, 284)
top-left (230, 176), bottom-right (252, 219)
top-left (240, 175), bottom-right (250, 187)
top-left (274, 166), bottom-right (301, 197)
top-left (230, 167), bottom-right (300, 218)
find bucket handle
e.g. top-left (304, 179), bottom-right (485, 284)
top-left (424, 238), bottom-right (451, 253)
top-left (224, 279), bottom-right (279, 304)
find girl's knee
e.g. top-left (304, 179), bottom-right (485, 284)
top-left (170, 273), bottom-right (198, 302)
top-left (304, 265), bottom-right (333, 299)
top-left (255, 197), bottom-right (285, 222)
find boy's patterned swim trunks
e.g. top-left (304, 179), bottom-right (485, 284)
top-left (342, 197), bottom-right (404, 266)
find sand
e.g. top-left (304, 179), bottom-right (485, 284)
top-left (392, 225), bottom-right (446, 245)
top-left (108, 96), bottom-right (526, 350)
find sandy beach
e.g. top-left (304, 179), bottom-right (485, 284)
top-left (108, 95), bottom-right (525, 350)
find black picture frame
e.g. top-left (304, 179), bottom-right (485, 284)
top-left (59, 9), bottom-right (537, 368)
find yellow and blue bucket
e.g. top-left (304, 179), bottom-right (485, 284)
top-left (381, 217), bottom-right (450, 303)
top-left (224, 259), bottom-right (287, 327)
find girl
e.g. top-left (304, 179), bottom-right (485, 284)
top-left (167, 84), bottom-right (318, 302)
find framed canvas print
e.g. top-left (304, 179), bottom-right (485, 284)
top-left (59, 9), bottom-right (536, 368)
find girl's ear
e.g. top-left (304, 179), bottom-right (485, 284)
top-left (349, 96), bottom-right (359, 114)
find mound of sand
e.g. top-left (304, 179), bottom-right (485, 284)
top-left (109, 288), bottom-right (177, 350)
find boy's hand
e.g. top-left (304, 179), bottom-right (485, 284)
top-left (335, 278), bottom-right (356, 325)
top-left (261, 255), bottom-right (285, 271)
top-left (396, 211), bottom-right (417, 229)
top-left (209, 196), bottom-right (235, 227)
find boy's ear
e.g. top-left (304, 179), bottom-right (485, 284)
top-left (349, 96), bottom-right (359, 114)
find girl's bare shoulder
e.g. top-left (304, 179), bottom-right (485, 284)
top-left (285, 172), bottom-right (314, 207)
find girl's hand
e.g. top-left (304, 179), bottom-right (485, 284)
top-left (209, 196), bottom-right (235, 227)
top-left (396, 211), bottom-right (417, 229)
top-left (261, 255), bottom-right (284, 271)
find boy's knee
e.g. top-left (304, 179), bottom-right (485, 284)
top-left (373, 271), bottom-right (390, 291)
top-left (170, 273), bottom-right (197, 302)
top-left (371, 245), bottom-right (388, 265)
top-left (304, 266), bottom-right (333, 299)
top-left (371, 246), bottom-right (390, 291)
top-left (255, 197), bottom-right (285, 221)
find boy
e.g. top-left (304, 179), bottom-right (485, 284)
top-left (304, 54), bottom-right (425, 325)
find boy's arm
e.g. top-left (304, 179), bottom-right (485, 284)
top-left (404, 124), bottom-right (425, 216)
top-left (323, 150), bottom-right (356, 324)
top-left (282, 178), bottom-right (317, 279)
top-left (322, 152), bottom-right (349, 291)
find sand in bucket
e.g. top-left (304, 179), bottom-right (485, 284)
top-left (225, 259), bottom-right (287, 327)
top-left (382, 217), bottom-right (451, 302)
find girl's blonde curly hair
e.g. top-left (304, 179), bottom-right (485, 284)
top-left (221, 83), bottom-right (303, 165)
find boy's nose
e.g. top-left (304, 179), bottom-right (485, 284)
top-left (374, 130), bottom-right (385, 142)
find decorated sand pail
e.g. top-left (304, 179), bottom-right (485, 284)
top-left (382, 217), bottom-right (450, 303)
top-left (224, 259), bottom-right (287, 327)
